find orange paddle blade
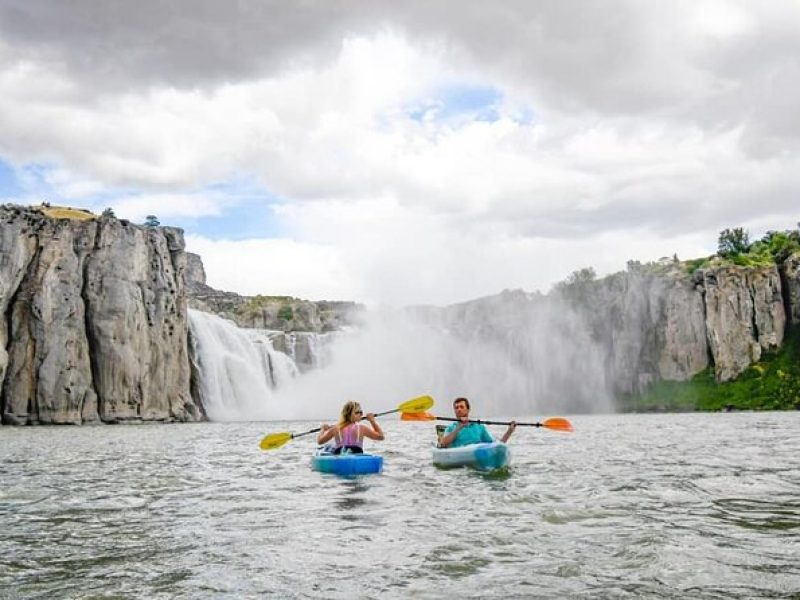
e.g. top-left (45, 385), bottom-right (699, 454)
top-left (401, 412), bottom-right (436, 421)
top-left (542, 417), bottom-right (573, 432)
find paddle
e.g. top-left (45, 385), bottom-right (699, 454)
top-left (259, 395), bottom-right (434, 450)
top-left (402, 413), bottom-right (573, 432)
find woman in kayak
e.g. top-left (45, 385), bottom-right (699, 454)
top-left (438, 397), bottom-right (516, 448)
top-left (316, 400), bottom-right (385, 454)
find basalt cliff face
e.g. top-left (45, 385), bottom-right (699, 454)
top-left (3, 202), bottom-right (798, 424)
top-left (426, 258), bottom-right (796, 399)
top-left (562, 263), bottom-right (787, 392)
top-left (185, 252), bottom-right (361, 369)
top-left (0, 205), bottom-right (200, 425)
top-left (186, 252), bottom-right (360, 333)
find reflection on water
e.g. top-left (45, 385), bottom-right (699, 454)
top-left (1, 412), bottom-right (799, 599)
top-left (332, 480), bottom-right (371, 515)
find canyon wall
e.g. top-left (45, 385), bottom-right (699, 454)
top-left (429, 258), bottom-right (796, 399)
top-left (0, 205), bottom-right (200, 425)
top-left (2, 203), bottom-right (798, 424)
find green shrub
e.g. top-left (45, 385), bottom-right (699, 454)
top-left (621, 327), bottom-right (800, 412)
top-left (685, 257), bottom-right (711, 274)
top-left (711, 226), bottom-right (800, 268)
top-left (278, 304), bottom-right (294, 321)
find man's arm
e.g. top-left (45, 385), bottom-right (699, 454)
top-left (500, 421), bottom-right (517, 443)
top-left (438, 422), bottom-right (465, 448)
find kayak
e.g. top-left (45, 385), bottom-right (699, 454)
top-left (311, 447), bottom-right (383, 476)
top-left (432, 442), bottom-right (511, 471)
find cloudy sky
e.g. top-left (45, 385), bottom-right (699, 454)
top-left (1, 1), bottom-right (798, 306)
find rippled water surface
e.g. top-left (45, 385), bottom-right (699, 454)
top-left (1, 412), bottom-right (799, 599)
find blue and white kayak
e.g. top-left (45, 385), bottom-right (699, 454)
top-left (432, 442), bottom-right (511, 471)
top-left (311, 448), bottom-right (383, 476)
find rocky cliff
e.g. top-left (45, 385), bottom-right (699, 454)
top-left (569, 262), bottom-right (787, 392)
top-left (185, 252), bottom-right (361, 370)
top-left (427, 257), bottom-right (797, 400)
top-left (0, 205), bottom-right (200, 425)
top-left (782, 252), bottom-right (800, 326)
top-left (3, 202), bottom-right (798, 424)
top-left (186, 252), bottom-right (361, 333)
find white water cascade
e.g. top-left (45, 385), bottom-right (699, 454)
top-left (188, 292), bottom-right (614, 422)
top-left (188, 309), bottom-right (299, 421)
top-left (268, 297), bottom-right (615, 419)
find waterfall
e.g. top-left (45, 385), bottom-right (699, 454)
top-left (188, 294), bottom-right (613, 422)
top-left (267, 299), bottom-right (614, 419)
top-left (188, 309), bottom-right (299, 421)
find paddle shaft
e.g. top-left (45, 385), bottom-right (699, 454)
top-left (291, 407), bottom-right (401, 440)
top-left (434, 416), bottom-right (546, 427)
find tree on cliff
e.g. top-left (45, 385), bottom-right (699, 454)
top-left (717, 228), bottom-right (750, 257)
top-left (144, 215), bottom-right (160, 227)
top-left (552, 266), bottom-right (597, 295)
top-left (565, 267), bottom-right (597, 284)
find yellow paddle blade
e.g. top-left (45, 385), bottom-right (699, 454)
top-left (259, 432), bottom-right (293, 450)
top-left (400, 411), bottom-right (436, 421)
top-left (397, 395), bottom-right (434, 413)
top-left (542, 417), bottom-right (574, 432)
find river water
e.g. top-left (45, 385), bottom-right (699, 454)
top-left (1, 412), bottom-right (798, 599)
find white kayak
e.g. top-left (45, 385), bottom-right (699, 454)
top-left (431, 441), bottom-right (511, 471)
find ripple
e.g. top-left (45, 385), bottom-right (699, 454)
top-left (1, 413), bottom-right (799, 598)
top-left (712, 498), bottom-right (800, 531)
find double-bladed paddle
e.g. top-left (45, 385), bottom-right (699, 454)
top-left (259, 395), bottom-right (434, 450)
top-left (401, 413), bottom-right (574, 432)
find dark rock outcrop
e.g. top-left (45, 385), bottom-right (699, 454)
top-left (782, 252), bottom-right (800, 326)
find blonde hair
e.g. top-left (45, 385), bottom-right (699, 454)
top-left (338, 401), bottom-right (362, 427)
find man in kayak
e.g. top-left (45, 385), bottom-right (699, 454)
top-left (438, 397), bottom-right (516, 448)
top-left (316, 400), bottom-right (385, 454)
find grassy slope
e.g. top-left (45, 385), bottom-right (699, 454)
top-left (620, 326), bottom-right (800, 412)
top-left (40, 206), bottom-right (96, 221)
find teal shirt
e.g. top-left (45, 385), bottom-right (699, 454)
top-left (444, 422), bottom-right (494, 447)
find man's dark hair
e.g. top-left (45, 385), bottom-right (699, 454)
top-left (453, 397), bottom-right (470, 410)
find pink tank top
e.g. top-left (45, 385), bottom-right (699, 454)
top-left (336, 423), bottom-right (362, 448)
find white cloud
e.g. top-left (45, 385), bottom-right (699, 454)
top-left (185, 234), bottom-right (359, 301)
top-left (112, 193), bottom-right (224, 223)
top-left (1, 2), bottom-right (799, 305)
top-left (691, 1), bottom-right (755, 38)
top-left (191, 197), bottom-right (718, 306)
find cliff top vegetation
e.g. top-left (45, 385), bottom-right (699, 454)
top-left (36, 203), bottom-right (96, 221)
top-left (684, 226), bottom-right (800, 274)
top-left (557, 223), bottom-right (800, 291)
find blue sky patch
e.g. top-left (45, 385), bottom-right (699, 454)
top-left (407, 83), bottom-right (503, 124)
top-left (164, 176), bottom-right (285, 240)
top-left (169, 194), bottom-right (285, 240)
top-left (0, 158), bottom-right (23, 198)
top-left (0, 157), bottom-right (284, 240)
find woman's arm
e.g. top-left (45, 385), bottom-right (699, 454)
top-left (360, 414), bottom-right (385, 441)
top-left (316, 424), bottom-right (337, 444)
